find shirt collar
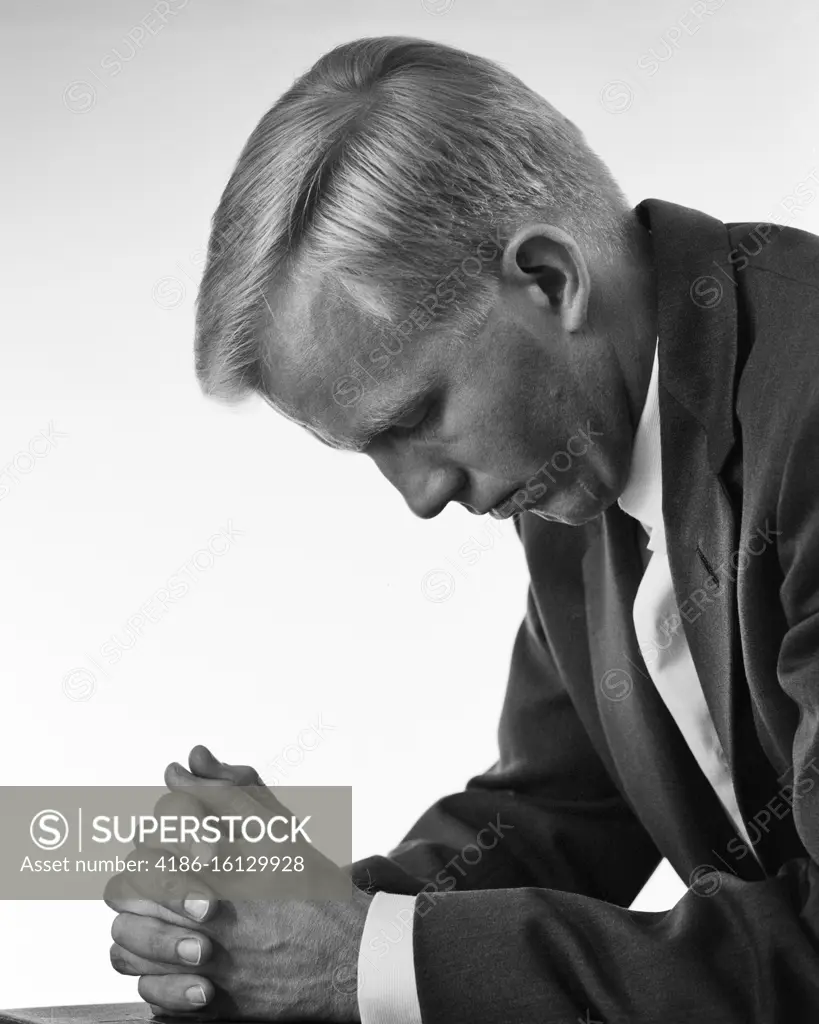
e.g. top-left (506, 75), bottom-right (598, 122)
top-left (616, 339), bottom-right (664, 550)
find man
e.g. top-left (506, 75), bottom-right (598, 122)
top-left (106, 35), bottom-right (819, 1022)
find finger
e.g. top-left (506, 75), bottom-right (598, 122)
top-left (186, 747), bottom-right (284, 812)
top-left (130, 845), bottom-right (217, 921)
top-left (110, 942), bottom-right (194, 977)
top-left (111, 912), bottom-right (213, 968)
top-left (166, 763), bottom-right (272, 820)
top-left (103, 871), bottom-right (192, 925)
top-left (110, 941), bottom-right (141, 976)
top-left (142, 791), bottom-right (220, 865)
top-left (104, 854), bottom-right (217, 924)
top-left (188, 745), bottom-right (262, 786)
top-left (138, 974), bottom-right (216, 1013)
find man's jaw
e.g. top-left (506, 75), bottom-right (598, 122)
top-left (487, 487), bottom-right (527, 519)
top-left (488, 476), bottom-right (613, 525)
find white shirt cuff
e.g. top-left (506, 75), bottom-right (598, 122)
top-left (358, 891), bottom-right (423, 1024)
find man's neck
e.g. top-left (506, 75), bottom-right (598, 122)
top-left (606, 220), bottom-right (659, 433)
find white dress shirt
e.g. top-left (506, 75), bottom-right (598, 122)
top-left (357, 339), bottom-right (756, 1023)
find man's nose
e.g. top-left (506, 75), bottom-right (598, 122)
top-left (372, 454), bottom-right (466, 519)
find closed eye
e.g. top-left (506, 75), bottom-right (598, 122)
top-left (392, 399), bottom-right (440, 442)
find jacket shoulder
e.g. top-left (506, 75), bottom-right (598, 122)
top-left (726, 218), bottom-right (819, 293)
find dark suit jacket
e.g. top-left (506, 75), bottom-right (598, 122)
top-left (351, 198), bottom-right (819, 1022)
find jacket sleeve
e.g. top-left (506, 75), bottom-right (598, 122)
top-left (350, 516), bottom-right (661, 911)
top-left (400, 397), bottom-right (819, 1023)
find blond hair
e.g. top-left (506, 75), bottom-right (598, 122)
top-left (194, 36), bottom-right (633, 404)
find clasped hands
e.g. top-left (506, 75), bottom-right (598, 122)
top-left (105, 745), bottom-right (371, 1021)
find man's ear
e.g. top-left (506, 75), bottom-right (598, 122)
top-left (499, 223), bottom-right (591, 333)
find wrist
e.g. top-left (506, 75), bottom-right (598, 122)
top-left (327, 888), bottom-right (373, 1021)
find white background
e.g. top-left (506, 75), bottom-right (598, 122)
top-left (2, 0), bottom-right (818, 1007)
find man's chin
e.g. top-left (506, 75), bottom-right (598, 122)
top-left (530, 481), bottom-right (617, 526)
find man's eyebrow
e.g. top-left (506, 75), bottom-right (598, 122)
top-left (259, 381), bottom-right (432, 454)
top-left (309, 394), bottom-right (423, 454)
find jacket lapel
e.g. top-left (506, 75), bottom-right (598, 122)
top-left (582, 506), bottom-right (763, 881)
top-left (589, 198), bottom-right (780, 876)
top-left (641, 200), bottom-right (808, 872)
top-left (638, 199), bottom-right (741, 781)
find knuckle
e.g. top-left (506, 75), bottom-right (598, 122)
top-left (156, 869), bottom-right (186, 903)
top-left (146, 925), bottom-right (170, 962)
top-left (138, 856), bottom-right (181, 903)
top-left (109, 942), bottom-right (128, 973)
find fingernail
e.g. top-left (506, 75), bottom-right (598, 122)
top-left (184, 896), bottom-right (209, 920)
top-left (177, 937), bottom-right (202, 965)
top-left (185, 983), bottom-right (209, 1005)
